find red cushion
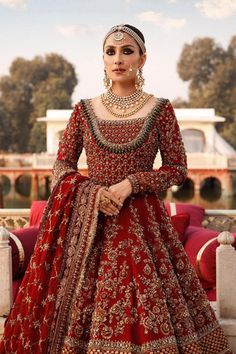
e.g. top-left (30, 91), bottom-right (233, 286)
top-left (171, 213), bottom-right (190, 244)
top-left (184, 226), bottom-right (236, 287)
top-left (29, 200), bottom-right (47, 227)
top-left (9, 227), bottom-right (39, 279)
top-left (206, 288), bottom-right (216, 302)
top-left (165, 202), bottom-right (204, 227)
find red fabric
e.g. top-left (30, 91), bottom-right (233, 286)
top-left (171, 213), bottom-right (190, 243)
top-left (165, 202), bottom-right (205, 227)
top-left (9, 227), bottom-right (39, 279)
top-left (206, 288), bottom-right (216, 302)
top-left (0, 172), bottom-right (94, 354)
top-left (13, 278), bottom-right (23, 302)
top-left (184, 226), bottom-right (236, 287)
top-left (29, 200), bottom-right (47, 227)
top-left (0, 99), bottom-right (231, 353)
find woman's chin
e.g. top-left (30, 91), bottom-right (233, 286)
top-left (111, 77), bottom-right (135, 85)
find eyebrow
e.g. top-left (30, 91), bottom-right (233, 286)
top-left (104, 44), bottom-right (135, 49)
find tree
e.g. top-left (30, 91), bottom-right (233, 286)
top-left (171, 97), bottom-right (189, 108)
top-left (0, 102), bottom-right (11, 152)
top-left (177, 38), bottom-right (226, 89)
top-left (0, 53), bottom-right (78, 152)
top-left (28, 122), bottom-right (46, 153)
top-left (177, 36), bottom-right (236, 148)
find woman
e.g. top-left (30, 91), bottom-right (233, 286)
top-left (0, 24), bottom-right (232, 353)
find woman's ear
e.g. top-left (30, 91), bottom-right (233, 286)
top-left (139, 53), bottom-right (146, 68)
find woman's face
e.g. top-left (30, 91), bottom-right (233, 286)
top-left (103, 32), bottom-right (146, 85)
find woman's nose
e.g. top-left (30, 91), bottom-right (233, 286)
top-left (114, 53), bottom-right (123, 65)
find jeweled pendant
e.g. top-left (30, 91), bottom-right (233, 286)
top-left (113, 31), bottom-right (124, 41)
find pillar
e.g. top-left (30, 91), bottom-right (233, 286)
top-left (31, 173), bottom-right (39, 200)
top-left (0, 227), bottom-right (13, 316)
top-left (216, 231), bottom-right (236, 351)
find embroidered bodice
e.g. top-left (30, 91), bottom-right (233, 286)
top-left (52, 97), bottom-right (187, 194)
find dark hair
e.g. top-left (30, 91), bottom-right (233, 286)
top-left (124, 24), bottom-right (145, 55)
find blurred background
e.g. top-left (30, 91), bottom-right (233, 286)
top-left (0, 0), bottom-right (235, 209)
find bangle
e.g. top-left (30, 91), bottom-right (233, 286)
top-left (126, 175), bottom-right (139, 194)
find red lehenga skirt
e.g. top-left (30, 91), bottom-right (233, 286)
top-left (0, 172), bottom-right (232, 354)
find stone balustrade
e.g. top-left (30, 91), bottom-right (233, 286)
top-left (0, 209), bottom-right (29, 229)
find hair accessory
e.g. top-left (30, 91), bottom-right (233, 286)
top-left (103, 24), bottom-right (146, 54)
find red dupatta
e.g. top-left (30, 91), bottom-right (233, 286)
top-left (0, 172), bottom-right (102, 354)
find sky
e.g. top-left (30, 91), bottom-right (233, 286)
top-left (0, 0), bottom-right (235, 104)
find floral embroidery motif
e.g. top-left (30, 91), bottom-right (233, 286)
top-left (0, 99), bottom-right (232, 354)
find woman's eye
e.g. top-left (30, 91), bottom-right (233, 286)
top-left (123, 48), bottom-right (134, 54)
top-left (105, 48), bottom-right (134, 55)
top-left (106, 49), bottom-right (114, 55)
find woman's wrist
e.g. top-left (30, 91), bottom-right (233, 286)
top-left (126, 175), bottom-right (139, 194)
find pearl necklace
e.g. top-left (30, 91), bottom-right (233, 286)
top-left (101, 89), bottom-right (153, 118)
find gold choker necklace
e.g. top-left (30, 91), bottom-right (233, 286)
top-left (101, 89), bottom-right (153, 118)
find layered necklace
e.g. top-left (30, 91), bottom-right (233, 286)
top-left (101, 88), bottom-right (153, 118)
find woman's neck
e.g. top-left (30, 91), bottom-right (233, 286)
top-left (111, 83), bottom-right (137, 96)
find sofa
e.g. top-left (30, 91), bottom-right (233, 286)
top-left (1, 200), bottom-right (236, 306)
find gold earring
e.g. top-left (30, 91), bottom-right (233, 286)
top-left (135, 67), bottom-right (145, 90)
top-left (103, 69), bottom-right (111, 89)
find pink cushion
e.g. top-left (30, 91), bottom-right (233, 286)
top-left (184, 226), bottom-right (236, 287)
top-left (29, 200), bottom-right (47, 227)
top-left (171, 213), bottom-right (190, 244)
top-left (9, 227), bottom-right (39, 279)
top-left (165, 202), bottom-right (204, 227)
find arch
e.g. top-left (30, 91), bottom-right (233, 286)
top-left (38, 174), bottom-right (52, 199)
top-left (181, 129), bottom-right (206, 153)
top-left (0, 174), bottom-right (11, 196)
top-left (172, 177), bottom-right (195, 201)
top-left (15, 174), bottom-right (32, 197)
top-left (200, 177), bottom-right (222, 201)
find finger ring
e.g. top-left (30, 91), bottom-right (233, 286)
top-left (100, 196), bottom-right (110, 207)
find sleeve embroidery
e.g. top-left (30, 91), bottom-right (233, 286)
top-left (51, 102), bottom-right (84, 188)
top-left (127, 100), bottom-right (187, 194)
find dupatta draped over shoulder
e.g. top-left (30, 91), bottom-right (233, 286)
top-left (0, 99), bottom-right (232, 354)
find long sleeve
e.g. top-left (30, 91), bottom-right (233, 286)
top-left (51, 102), bottom-right (84, 188)
top-left (127, 100), bottom-right (187, 194)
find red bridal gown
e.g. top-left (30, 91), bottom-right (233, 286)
top-left (0, 98), bottom-right (232, 354)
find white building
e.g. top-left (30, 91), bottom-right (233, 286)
top-left (37, 107), bottom-right (235, 170)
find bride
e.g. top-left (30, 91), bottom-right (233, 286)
top-left (0, 24), bottom-right (232, 353)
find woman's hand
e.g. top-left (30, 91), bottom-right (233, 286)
top-left (99, 178), bottom-right (132, 216)
top-left (99, 187), bottom-right (123, 216)
top-left (108, 178), bottom-right (132, 204)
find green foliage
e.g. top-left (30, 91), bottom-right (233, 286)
top-left (32, 77), bottom-right (72, 118)
top-left (28, 122), bottom-right (46, 153)
top-left (0, 53), bottom-right (78, 152)
top-left (171, 97), bottom-right (189, 108)
top-left (177, 38), bottom-right (226, 89)
top-left (177, 35), bottom-right (236, 148)
top-left (0, 102), bottom-right (11, 152)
